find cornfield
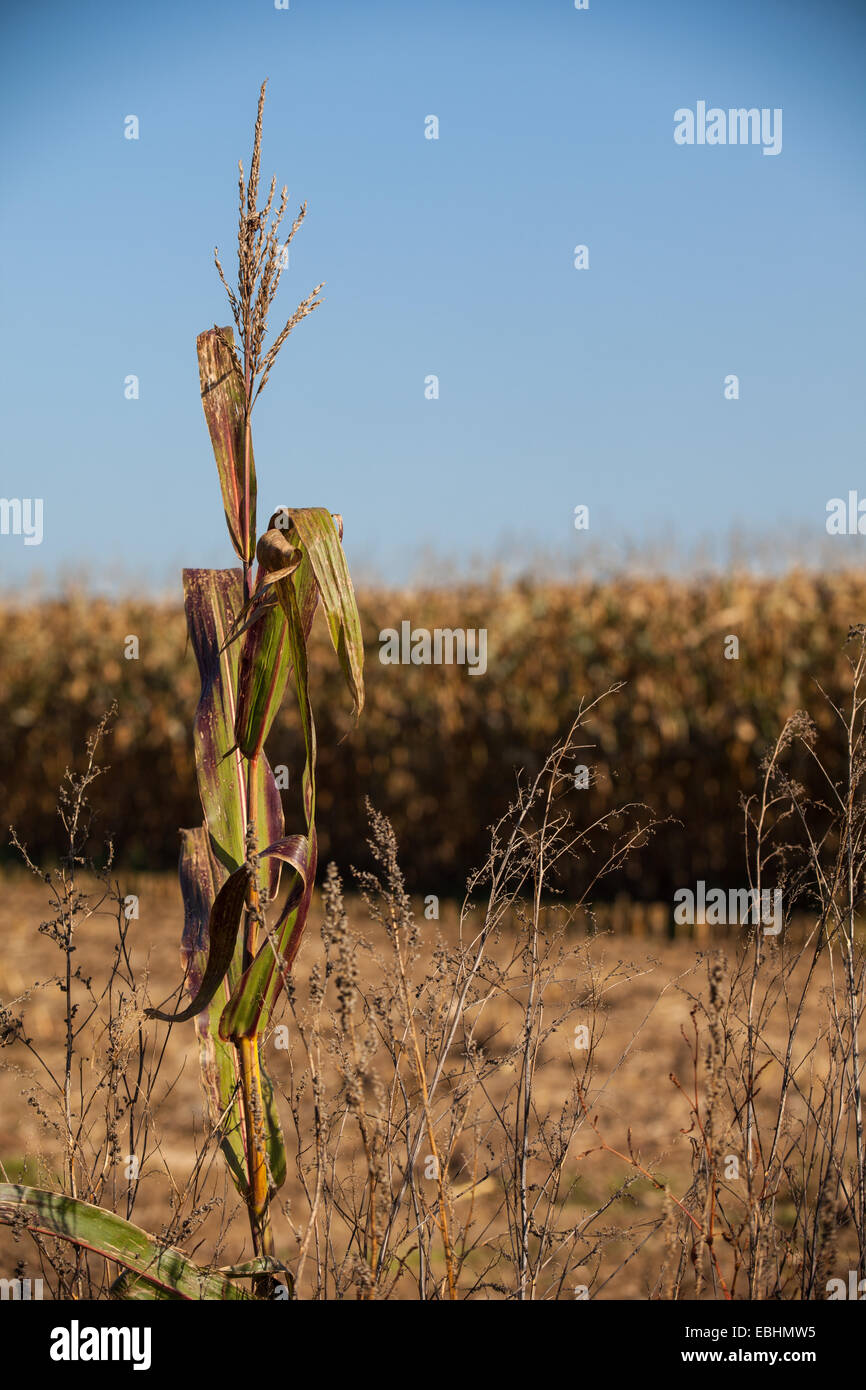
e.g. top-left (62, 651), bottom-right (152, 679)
top-left (2, 568), bottom-right (866, 900)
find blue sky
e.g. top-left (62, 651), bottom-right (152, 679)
top-left (1, 0), bottom-right (864, 591)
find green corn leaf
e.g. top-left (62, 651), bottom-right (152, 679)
top-left (110, 1271), bottom-right (183, 1300)
top-left (146, 863), bottom-right (250, 1024)
top-left (278, 508), bottom-right (365, 719)
top-left (197, 327), bottom-right (256, 564)
top-left (218, 1256), bottom-right (293, 1285)
top-left (234, 589), bottom-right (292, 762)
top-left (0, 1185), bottom-right (252, 1301)
top-left (260, 1053), bottom-right (287, 1194)
top-left (278, 575), bottom-right (317, 833)
top-left (234, 550), bottom-right (320, 759)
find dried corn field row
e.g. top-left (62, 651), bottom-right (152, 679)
top-left (2, 569), bottom-right (866, 901)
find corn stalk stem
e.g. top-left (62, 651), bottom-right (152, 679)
top-left (236, 357), bottom-right (274, 1285)
top-left (237, 1035), bottom-right (273, 1252)
top-left (238, 809), bottom-right (275, 1270)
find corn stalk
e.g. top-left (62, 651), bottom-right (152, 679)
top-left (0, 81), bottom-right (363, 1300)
top-left (145, 83), bottom-right (364, 1290)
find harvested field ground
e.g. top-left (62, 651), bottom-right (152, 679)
top-left (0, 869), bottom-right (858, 1299)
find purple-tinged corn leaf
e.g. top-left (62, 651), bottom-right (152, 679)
top-left (183, 568), bottom-right (284, 899)
top-left (197, 327), bottom-right (256, 564)
top-left (177, 826), bottom-right (248, 1196)
top-left (218, 834), bottom-right (317, 1041)
top-left (177, 828), bottom-right (284, 1197)
top-left (184, 568), bottom-right (248, 875)
top-left (257, 753), bottom-right (285, 903)
top-left (147, 863), bottom-right (250, 1023)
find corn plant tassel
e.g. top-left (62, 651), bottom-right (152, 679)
top-left (146, 80), bottom-right (364, 1295)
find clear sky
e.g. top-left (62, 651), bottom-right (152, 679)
top-left (1, 0), bottom-right (864, 592)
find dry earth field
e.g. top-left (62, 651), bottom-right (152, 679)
top-left (0, 869), bottom-right (857, 1300)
